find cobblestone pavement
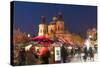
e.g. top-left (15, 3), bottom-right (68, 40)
top-left (70, 53), bottom-right (98, 62)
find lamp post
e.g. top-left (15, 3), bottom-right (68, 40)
top-left (28, 33), bottom-right (31, 38)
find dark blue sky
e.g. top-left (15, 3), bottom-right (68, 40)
top-left (13, 1), bottom-right (97, 38)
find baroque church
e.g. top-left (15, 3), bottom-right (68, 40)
top-left (38, 13), bottom-right (70, 40)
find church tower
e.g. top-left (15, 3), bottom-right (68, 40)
top-left (56, 12), bottom-right (64, 34)
top-left (38, 16), bottom-right (47, 36)
top-left (48, 16), bottom-right (58, 35)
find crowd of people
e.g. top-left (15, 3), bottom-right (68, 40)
top-left (60, 44), bottom-right (97, 63)
top-left (13, 41), bottom-right (97, 65)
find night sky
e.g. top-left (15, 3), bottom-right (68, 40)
top-left (12, 1), bottom-right (97, 38)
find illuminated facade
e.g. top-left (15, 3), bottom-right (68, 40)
top-left (38, 16), bottom-right (47, 36)
top-left (38, 13), bottom-right (84, 46)
top-left (38, 13), bottom-right (65, 37)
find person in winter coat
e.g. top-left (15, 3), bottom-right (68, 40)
top-left (18, 47), bottom-right (26, 65)
top-left (61, 45), bottom-right (68, 63)
top-left (37, 47), bottom-right (50, 64)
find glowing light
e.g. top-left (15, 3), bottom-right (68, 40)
top-left (25, 44), bottom-right (32, 51)
top-left (28, 34), bottom-right (31, 37)
top-left (89, 35), bottom-right (92, 38)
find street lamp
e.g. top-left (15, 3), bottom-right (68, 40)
top-left (28, 34), bottom-right (31, 38)
top-left (89, 35), bottom-right (92, 39)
